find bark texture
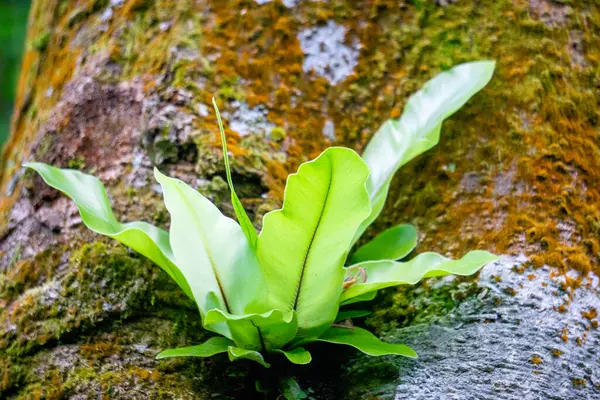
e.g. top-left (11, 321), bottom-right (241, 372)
top-left (1, 0), bottom-right (599, 398)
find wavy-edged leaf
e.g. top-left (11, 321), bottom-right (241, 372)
top-left (257, 147), bottom-right (371, 340)
top-left (339, 291), bottom-right (377, 306)
top-left (354, 61), bottom-right (496, 243)
top-left (228, 347), bottom-right (271, 368)
top-left (156, 336), bottom-right (233, 359)
top-left (204, 309), bottom-right (297, 351)
top-left (154, 169), bottom-right (267, 335)
top-left (318, 326), bottom-right (417, 358)
top-left (335, 310), bottom-right (371, 323)
top-left (275, 347), bottom-right (312, 365)
top-left (351, 224), bottom-right (417, 264)
top-left (24, 162), bottom-right (192, 299)
top-left (341, 250), bottom-right (498, 303)
top-left (213, 97), bottom-right (258, 248)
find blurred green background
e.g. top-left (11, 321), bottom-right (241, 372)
top-left (0, 0), bottom-right (31, 147)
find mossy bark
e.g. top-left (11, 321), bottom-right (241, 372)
top-left (1, 0), bottom-right (599, 398)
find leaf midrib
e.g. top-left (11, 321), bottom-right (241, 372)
top-left (292, 165), bottom-right (333, 312)
top-left (174, 183), bottom-right (232, 313)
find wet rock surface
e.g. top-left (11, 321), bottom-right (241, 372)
top-left (340, 255), bottom-right (600, 399)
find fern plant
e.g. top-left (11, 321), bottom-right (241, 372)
top-left (25, 61), bottom-right (497, 369)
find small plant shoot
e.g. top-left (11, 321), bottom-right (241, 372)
top-left (25, 62), bottom-right (497, 372)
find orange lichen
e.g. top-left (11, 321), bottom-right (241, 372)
top-left (581, 308), bottom-right (597, 320)
top-left (529, 355), bottom-right (543, 365)
top-left (582, 308), bottom-right (598, 329)
top-left (560, 328), bottom-right (569, 343)
top-left (576, 333), bottom-right (586, 346)
top-left (571, 378), bottom-right (587, 388)
top-left (551, 349), bottom-right (563, 357)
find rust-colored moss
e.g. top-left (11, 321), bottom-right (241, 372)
top-left (80, 342), bottom-right (123, 361)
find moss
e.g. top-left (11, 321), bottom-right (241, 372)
top-left (13, 368), bottom-right (65, 400)
top-left (366, 278), bottom-right (481, 333)
top-left (68, 7), bottom-right (91, 27)
top-left (0, 248), bottom-right (61, 300)
top-left (0, 241), bottom-right (156, 358)
top-left (122, 0), bottom-right (154, 15)
top-left (31, 31), bottom-right (51, 52)
top-left (152, 207), bottom-right (169, 225)
top-left (149, 138), bottom-right (181, 165)
top-left (415, 182), bottom-right (442, 209)
top-left (270, 127), bottom-right (287, 141)
top-left (0, 238), bottom-right (211, 397)
top-left (67, 155), bottom-right (86, 170)
top-left (62, 367), bottom-right (98, 392)
top-left (80, 342), bottom-right (123, 361)
top-left (206, 175), bottom-right (228, 206)
top-left (217, 76), bottom-right (246, 102)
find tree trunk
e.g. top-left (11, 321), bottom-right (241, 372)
top-left (1, 0), bottom-right (599, 398)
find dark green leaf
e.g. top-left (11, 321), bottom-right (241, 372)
top-left (275, 347), bottom-right (312, 365)
top-left (228, 347), bottom-right (271, 368)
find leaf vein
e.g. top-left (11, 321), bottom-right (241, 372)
top-left (174, 182), bottom-right (232, 313)
top-left (292, 160), bottom-right (333, 312)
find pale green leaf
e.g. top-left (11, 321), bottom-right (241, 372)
top-left (228, 347), bottom-right (271, 368)
top-left (204, 309), bottom-right (298, 351)
top-left (257, 147), bottom-right (371, 340)
top-left (275, 347), bottom-right (312, 365)
top-left (318, 326), bottom-right (417, 358)
top-left (213, 97), bottom-right (258, 248)
top-left (354, 61), bottom-right (496, 243)
top-left (351, 224), bottom-right (417, 264)
top-left (154, 169), bottom-right (267, 337)
top-left (156, 336), bottom-right (233, 359)
top-left (24, 162), bottom-right (192, 299)
top-left (341, 250), bottom-right (499, 303)
top-left (335, 310), bottom-right (371, 323)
